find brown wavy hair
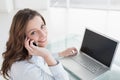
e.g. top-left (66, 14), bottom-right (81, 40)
top-left (0, 8), bottom-right (46, 80)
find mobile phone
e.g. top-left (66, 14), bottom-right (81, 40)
top-left (33, 42), bottom-right (37, 46)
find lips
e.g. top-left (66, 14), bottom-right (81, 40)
top-left (38, 38), bottom-right (47, 43)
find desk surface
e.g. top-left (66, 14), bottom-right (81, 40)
top-left (93, 64), bottom-right (120, 80)
top-left (47, 34), bottom-right (120, 80)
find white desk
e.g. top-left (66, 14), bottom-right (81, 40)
top-left (93, 64), bottom-right (120, 80)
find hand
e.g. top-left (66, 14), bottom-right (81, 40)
top-left (24, 38), bottom-right (57, 66)
top-left (59, 47), bottom-right (78, 57)
top-left (24, 38), bottom-right (50, 58)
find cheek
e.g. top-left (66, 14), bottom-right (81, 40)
top-left (28, 35), bottom-right (39, 41)
top-left (45, 30), bottom-right (48, 36)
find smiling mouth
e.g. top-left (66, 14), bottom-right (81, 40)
top-left (38, 39), bottom-right (47, 43)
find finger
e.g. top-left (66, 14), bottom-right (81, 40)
top-left (69, 51), bottom-right (77, 57)
top-left (24, 38), bottom-right (34, 54)
top-left (71, 47), bottom-right (78, 53)
top-left (69, 49), bottom-right (78, 56)
top-left (29, 40), bottom-right (36, 49)
top-left (25, 37), bottom-right (29, 46)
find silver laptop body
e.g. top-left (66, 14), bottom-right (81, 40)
top-left (60, 28), bottom-right (118, 80)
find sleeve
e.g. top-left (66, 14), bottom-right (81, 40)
top-left (52, 52), bottom-right (63, 59)
top-left (22, 61), bottom-right (69, 80)
top-left (49, 62), bottom-right (69, 80)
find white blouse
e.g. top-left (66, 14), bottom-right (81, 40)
top-left (9, 56), bottom-right (69, 80)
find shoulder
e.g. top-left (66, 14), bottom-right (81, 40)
top-left (11, 56), bottom-right (43, 73)
top-left (10, 60), bottom-right (36, 74)
top-left (10, 56), bottom-right (44, 80)
top-left (11, 60), bottom-right (33, 70)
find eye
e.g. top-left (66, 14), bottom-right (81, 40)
top-left (31, 31), bottom-right (36, 35)
top-left (41, 24), bottom-right (46, 29)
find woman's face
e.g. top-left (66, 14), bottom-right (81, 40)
top-left (25, 16), bottom-right (48, 47)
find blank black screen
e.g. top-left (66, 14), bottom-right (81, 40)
top-left (80, 29), bottom-right (117, 67)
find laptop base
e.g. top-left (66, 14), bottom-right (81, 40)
top-left (60, 53), bottom-right (109, 80)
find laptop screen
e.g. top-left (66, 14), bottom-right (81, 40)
top-left (80, 29), bottom-right (118, 67)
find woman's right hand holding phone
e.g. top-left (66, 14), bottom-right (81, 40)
top-left (24, 38), bottom-right (57, 66)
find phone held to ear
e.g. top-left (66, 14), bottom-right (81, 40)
top-left (27, 37), bottom-right (37, 46)
top-left (33, 42), bottom-right (37, 46)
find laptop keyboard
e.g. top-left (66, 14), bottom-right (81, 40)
top-left (72, 54), bottom-right (103, 74)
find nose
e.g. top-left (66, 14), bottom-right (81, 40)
top-left (38, 30), bottom-right (46, 39)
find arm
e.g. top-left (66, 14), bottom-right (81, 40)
top-left (10, 59), bottom-right (69, 80)
top-left (52, 47), bottom-right (78, 59)
top-left (25, 62), bottom-right (69, 80)
top-left (24, 39), bottom-right (69, 80)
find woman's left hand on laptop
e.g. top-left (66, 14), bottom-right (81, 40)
top-left (59, 47), bottom-right (78, 57)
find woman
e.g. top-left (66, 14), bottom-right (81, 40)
top-left (1, 8), bottom-right (77, 80)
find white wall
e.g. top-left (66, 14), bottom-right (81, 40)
top-left (0, 0), bottom-right (49, 13)
top-left (13, 0), bottom-right (49, 10)
top-left (0, 0), bottom-right (13, 13)
top-left (67, 8), bottom-right (108, 34)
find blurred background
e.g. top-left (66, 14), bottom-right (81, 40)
top-left (0, 0), bottom-right (120, 79)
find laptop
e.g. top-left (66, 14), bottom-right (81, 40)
top-left (60, 28), bottom-right (119, 80)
